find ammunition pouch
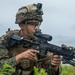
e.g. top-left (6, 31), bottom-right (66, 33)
top-left (20, 60), bottom-right (30, 70)
top-left (15, 59), bottom-right (35, 75)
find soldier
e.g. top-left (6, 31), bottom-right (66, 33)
top-left (0, 3), bottom-right (61, 75)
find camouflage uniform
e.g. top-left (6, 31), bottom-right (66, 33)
top-left (0, 3), bottom-right (60, 75)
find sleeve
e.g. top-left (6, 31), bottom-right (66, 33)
top-left (0, 44), bottom-right (16, 67)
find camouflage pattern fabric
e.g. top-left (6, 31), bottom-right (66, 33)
top-left (0, 38), bottom-right (16, 67)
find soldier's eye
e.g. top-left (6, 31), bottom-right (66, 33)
top-left (27, 22), bottom-right (41, 26)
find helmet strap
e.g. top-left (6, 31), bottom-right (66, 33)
top-left (21, 23), bottom-right (35, 39)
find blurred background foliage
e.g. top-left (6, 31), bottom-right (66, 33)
top-left (60, 65), bottom-right (75, 75)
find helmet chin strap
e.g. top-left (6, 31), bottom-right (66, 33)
top-left (21, 25), bottom-right (35, 39)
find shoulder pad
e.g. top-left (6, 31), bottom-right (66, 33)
top-left (0, 29), bottom-right (20, 44)
top-left (5, 29), bottom-right (20, 40)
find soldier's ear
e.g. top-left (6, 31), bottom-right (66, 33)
top-left (19, 24), bottom-right (24, 29)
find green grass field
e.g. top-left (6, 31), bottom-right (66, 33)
top-left (60, 65), bottom-right (75, 75)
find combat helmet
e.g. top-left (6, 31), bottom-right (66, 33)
top-left (15, 3), bottom-right (43, 24)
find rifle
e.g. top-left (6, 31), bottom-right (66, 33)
top-left (4, 30), bottom-right (75, 66)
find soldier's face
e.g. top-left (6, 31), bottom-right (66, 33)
top-left (26, 20), bottom-right (41, 34)
top-left (20, 20), bottom-right (41, 34)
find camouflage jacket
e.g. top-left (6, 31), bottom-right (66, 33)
top-left (0, 29), bottom-right (60, 75)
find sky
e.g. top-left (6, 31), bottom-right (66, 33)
top-left (0, 0), bottom-right (75, 47)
